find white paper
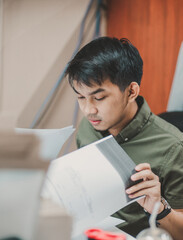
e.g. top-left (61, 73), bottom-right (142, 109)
top-left (15, 126), bottom-right (75, 160)
top-left (42, 135), bottom-right (141, 237)
top-left (0, 169), bottom-right (45, 240)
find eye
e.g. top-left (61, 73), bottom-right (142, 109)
top-left (78, 96), bottom-right (85, 100)
top-left (95, 96), bottom-right (106, 101)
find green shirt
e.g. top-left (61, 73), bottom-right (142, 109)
top-left (76, 96), bottom-right (183, 237)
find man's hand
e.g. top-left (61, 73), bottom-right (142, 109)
top-left (126, 163), bottom-right (164, 214)
top-left (125, 163), bottom-right (183, 240)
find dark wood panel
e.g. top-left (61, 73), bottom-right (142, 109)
top-left (107, 0), bottom-right (183, 114)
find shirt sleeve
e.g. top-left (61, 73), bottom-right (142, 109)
top-left (160, 141), bottom-right (183, 209)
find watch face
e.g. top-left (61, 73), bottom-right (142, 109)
top-left (161, 197), bottom-right (171, 209)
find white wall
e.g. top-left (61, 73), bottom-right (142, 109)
top-left (0, 0), bottom-right (106, 152)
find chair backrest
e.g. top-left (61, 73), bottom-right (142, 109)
top-left (158, 111), bottom-right (183, 132)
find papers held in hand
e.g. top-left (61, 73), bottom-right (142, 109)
top-left (0, 131), bottom-right (49, 240)
top-left (42, 135), bottom-right (141, 237)
top-left (15, 126), bottom-right (75, 160)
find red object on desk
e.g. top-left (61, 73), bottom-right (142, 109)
top-left (85, 228), bottom-right (126, 240)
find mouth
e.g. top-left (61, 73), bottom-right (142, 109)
top-left (88, 119), bottom-right (102, 126)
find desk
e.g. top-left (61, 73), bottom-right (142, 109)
top-left (73, 229), bottom-right (136, 240)
top-left (115, 229), bottom-right (136, 240)
top-left (37, 200), bottom-right (136, 240)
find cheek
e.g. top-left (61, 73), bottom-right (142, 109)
top-left (78, 100), bottom-right (84, 111)
top-left (98, 102), bottom-right (113, 116)
top-left (102, 99), bottom-right (126, 118)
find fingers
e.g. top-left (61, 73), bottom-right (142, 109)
top-left (126, 163), bottom-right (162, 212)
top-left (131, 169), bottom-right (159, 181)
top-left (135, 163), bottom-right (151, 171)
top-left (126, 179), bottom-right (159, 194)
top-left (126, 179), bottom-right (160, 198)
top-left (126, 163), bottom-right (160, 199)
top-left (128, 188), bottom-right (152, 199)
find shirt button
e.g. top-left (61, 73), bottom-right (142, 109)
top-left (124, 137), bottom-right (128, 141)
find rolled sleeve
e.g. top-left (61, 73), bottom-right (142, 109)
top-left (160, 142), bottom-right (183, 209)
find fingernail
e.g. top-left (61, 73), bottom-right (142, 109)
top-left (126, 188), bottom-right (131, 193)
top-left (131, 175), bottom-right (136, 181)
top-left (135, 166), bottom-right (140, 171)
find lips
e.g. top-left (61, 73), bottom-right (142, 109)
top-left (89, 119), bottom-right (101, 125)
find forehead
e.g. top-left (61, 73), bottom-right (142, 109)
top-left (72, 79), bottom-right (120, 95)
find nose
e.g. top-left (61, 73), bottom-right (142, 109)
top-left (82, 100), bottom-right (98, 115)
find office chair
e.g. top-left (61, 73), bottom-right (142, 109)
top-left (158, 111), bottom-right (183, 132)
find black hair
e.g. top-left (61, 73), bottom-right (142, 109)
top-left (66, 37), bottom-right (143, 91)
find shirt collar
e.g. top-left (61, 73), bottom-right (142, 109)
top-left (114, 96), bottom-right (152, 144)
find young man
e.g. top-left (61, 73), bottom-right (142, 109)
top-left (66, 37), bottom-right (183, 239)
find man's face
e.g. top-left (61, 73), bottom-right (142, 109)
top-left (73, 79), bottom-right (132, 136)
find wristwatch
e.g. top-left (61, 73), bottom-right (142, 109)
top-left (156, 197), bottom-right (171, 220)
top-left (144, 197), bottom-right (171, 221)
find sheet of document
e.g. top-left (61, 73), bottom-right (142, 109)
top-left (0, 169), bottom-right (45, 240)
top-left (15, 126), bottom-right (75, 160)
top-left (42, 135), bottom-right (142, 237)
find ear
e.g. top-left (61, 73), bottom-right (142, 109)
top-left (127, 82), bottom-right (140, 103)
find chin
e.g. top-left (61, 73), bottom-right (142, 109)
top-left (93, 125), bottom-right (108, 132)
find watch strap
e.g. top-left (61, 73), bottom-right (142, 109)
top-left (144, 197), bottom-right (171, 222)
top-left (156, 197), bottom-right (171, 220)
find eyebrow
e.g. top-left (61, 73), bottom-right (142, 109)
top-left (73, 87), bottom-right (105, 95)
